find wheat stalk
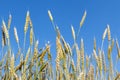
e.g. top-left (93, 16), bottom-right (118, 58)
top-left (25, 47), bottom-right (30, 65)
top-left (94, 37), bottom-right (96, 51)
top-left (116, 39), bottom-right (120, 58)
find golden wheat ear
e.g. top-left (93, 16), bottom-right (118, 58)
top-left (48, 10), bottom-right (57, 31)
top-left (102, 28), bottom-right (107, 40)
top-left (116, 39), bottom-right (120, 58)
top-left (30, 28), bottom-right (33, 46)
top-left (14, 27), bottom-right (19, 44)
top-left (24, 11), bottom-right (30, 34)
top-left (2, 20), bottom-right (9, 39)
top-left (80, 10), bottom-right (87, 27)
top-left (48, 10), bottom-right (53, 22)
top-left (101, 27), bottom-right (108, 55)
top-left (107, 24), bottom-right (111, 41)
top-left (1, 26), bottom-right (6, 47)
top-left (77, 10), bottom-right (87, 39)
top-left (23, 11), bottom-right (30, 54)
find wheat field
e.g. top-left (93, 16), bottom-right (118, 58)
top-left (0, 10), bottom-right (120, 80)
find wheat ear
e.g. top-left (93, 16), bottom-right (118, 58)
top-left (24, 11), bottom-right (30, 54)
top-left (8, 14), bottom-right (12, 30)
top-left (77, 10), bottom-right (87, 38)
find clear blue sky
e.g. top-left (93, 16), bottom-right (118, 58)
top-left (0, 0), bottom-right (120, 70)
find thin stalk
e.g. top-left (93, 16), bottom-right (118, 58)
top-left (18, 42), bottom-right (20, 51)
top-left (76, 27), bottom-right (81, 41)
top-left (24, 33), bottom-right (26, 55)
top-left (51, 21), bottom-right (56, 31)
top-left (100, 40), bottom-right (104, 80)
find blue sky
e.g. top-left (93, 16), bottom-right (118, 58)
top-left (0, 0), bottom-right (120, 71)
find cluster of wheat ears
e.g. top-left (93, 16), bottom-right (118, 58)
top-left (0, 10), bottom-right (120, 80)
